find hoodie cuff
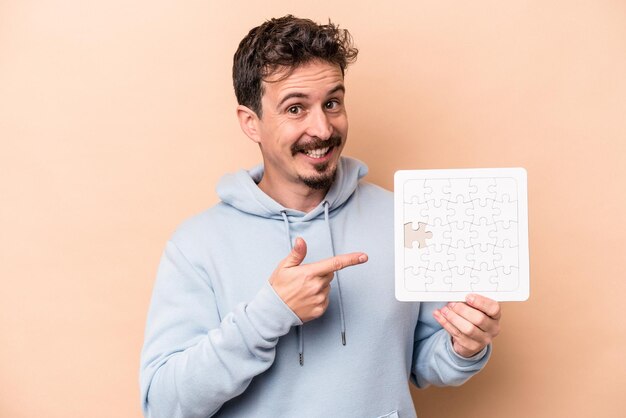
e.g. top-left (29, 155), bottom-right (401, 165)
top-left (245, 282), bottom-right (303, 341)
top-left (446, 334), bottom-right (492, 366)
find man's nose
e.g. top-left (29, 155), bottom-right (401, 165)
top-left (306, 108), bottom-right (332, 140)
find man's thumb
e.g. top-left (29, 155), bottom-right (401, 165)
top-left (282, 237), bottom-right (307, 268)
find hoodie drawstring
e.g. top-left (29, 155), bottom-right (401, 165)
top-left (281, 210), bottom-right (304, 366)
top-left (323, 201), bottom-right (347, 346)
top-left (281, 205), bottom-right (347, 366)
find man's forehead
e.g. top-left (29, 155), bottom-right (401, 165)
top-left (262, 60), bottom-right (344, 86)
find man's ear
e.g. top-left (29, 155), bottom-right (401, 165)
top-left (236, 105), bottom-right (262, 144)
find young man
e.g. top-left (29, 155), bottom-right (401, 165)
top-left (140, 15), bottom-right (501, 418)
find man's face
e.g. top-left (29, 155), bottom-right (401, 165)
top-left (255, 60), bottom-right (348, 192)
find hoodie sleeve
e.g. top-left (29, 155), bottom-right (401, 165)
top-left (140, 240), bottom-right (302, 418)
top-left (410, 302), bottom-right (491, 388)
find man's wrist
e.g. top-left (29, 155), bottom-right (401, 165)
top-left (451, 337), bottom-right (484, 358)
top-left (447, 335), bottom-right (490, 362)
top-left (245, 282), bottom-right (303, 340)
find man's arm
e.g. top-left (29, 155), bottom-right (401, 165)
top-left (140, 240), bottom-right (300, 418)
top-left (140, 238), bottom-right (367, 418)
top-left (410, 296), bottom-right (501, 388)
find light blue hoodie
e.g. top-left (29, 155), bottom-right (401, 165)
top-left (140, 157), bottom-right (490, 418)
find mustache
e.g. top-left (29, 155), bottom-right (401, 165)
top-left (291, 135), bottom-right (342, 155)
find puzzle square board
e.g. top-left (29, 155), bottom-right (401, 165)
top-left (394, 168), bottom-right (529, 302)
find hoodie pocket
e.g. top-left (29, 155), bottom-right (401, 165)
top-left (377, 411), bottom-right (399, 418)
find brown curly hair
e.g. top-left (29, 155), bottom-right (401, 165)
top-left (233, 15), bottom-right (358, 117)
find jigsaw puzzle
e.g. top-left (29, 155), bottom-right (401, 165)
top-left (395, 168), bottom-right (529, 302)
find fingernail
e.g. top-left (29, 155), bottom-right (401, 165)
top-left (441, 307), bottom-right (449, 316)
top-left (466, 294), bottom-right (475, 304)
top-left (358, 254), bottom-right (368, 263)
top-left (448, 302), bottom-right (456, 308)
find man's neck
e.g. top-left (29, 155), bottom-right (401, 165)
top-left (257, 177), bottom-right (328, 213)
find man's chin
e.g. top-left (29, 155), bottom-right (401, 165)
top-left (299, 168), bottom-right (337, 190)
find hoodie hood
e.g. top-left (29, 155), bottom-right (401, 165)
top-left (217, 156), bottom-right (368, 220)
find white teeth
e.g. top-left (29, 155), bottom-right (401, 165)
top-left (304, 147), bottom-right (330, 158)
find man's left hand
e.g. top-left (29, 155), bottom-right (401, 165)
top-left (433, 294), bottom-right (501, 358)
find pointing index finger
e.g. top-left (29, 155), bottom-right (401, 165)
top-left (311, 252), bottom-right (368, 276)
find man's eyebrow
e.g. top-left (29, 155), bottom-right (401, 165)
top-left (276, 84), bottom-right (346, 110)
top-left (277, 92), bottom-right (309, 110)
top-left (328, 84), bottom-right (345, 96)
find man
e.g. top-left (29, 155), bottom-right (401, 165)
top-left (140, 15), bottom-right (501, 418)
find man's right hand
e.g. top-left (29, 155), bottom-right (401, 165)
top-left (269, 237), bottom-right (368, 322)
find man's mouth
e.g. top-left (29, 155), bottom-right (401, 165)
top-left (303, 146), bottom-right (330, 159)
top-left (292, 136), bottom-right (342, 159)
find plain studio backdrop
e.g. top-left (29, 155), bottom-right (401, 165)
top-left (1, 1), bottom-right (625, 417)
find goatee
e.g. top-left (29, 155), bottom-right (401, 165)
top-left (300, 167), bottom-right (337, 190)
top-left (292, 135), bottom-right (342, 190)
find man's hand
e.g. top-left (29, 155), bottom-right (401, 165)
top-left (269, 237), bottom-right (368, 322)
top-left (433, 294), bottom-right (501, 358)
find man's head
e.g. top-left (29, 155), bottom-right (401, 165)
top-left (233, 16), bottom-right (358, 201)
top-left (233, 15), bottom-right (358, 118)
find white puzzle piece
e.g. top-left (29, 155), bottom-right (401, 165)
top-left (395, 168), bottom-right (529, 302)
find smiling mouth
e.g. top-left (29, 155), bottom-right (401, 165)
top-left (303, 146), bottom-right (331, 159)
top-left (292, 136), bottom-right (342, 159)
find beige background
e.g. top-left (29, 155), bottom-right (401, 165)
top-left (1, 1), bottom-right (625, 417)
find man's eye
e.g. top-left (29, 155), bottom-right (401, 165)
top-left (325, 100), bottom-right (340, 110)
top-left (287, 106), bottom-right (301, 115)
